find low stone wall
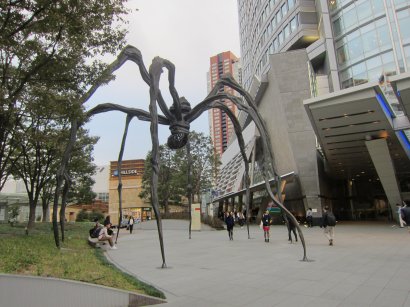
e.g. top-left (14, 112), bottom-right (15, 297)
top-left (0, 274), bottom-right (165, 307)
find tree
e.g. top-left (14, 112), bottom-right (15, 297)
top-left (0, 0), bottom-right (129, 191)
top-left (139, 145), bottom-right (185, 216)
top-left (139, 132), bottom-right (218, 213)
top-left (184, 132), bottom-right (219, 202)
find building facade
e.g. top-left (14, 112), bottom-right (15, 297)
top-left (208, 51), bottom-right (242, 157)
top-left (209, 0), bottom-right (410, 222)
top-left (108, 159), bottom-right (152, 223)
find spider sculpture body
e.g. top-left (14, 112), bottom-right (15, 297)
top-left (52, 46), bottom-right (308, 267)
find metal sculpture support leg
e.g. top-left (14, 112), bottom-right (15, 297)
top-left (186, 136), bottom-right (192, 239)
top-left (115, 114), bottom-right (133, 244)
top-left (149, 58), bottom-right (168, 268)
top-left (187, 77), bottom-right (308, 260)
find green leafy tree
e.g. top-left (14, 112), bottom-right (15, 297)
top-left (0, 0), bottom-right (129, 191)
top-left (139, 145), bottom-right (185, 217)
top-left (139, 132), bottom-right (219, 214)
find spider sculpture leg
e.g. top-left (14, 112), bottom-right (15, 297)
top-left (115, 114), bottom-right (133, 244)
top-left (186, 101), bottom-right (251, 238)
top-left (216, 77), bottom-right (309, 261)
top-left (186, 136), bottom-right (193, 239)
top-left (149, 58), bottom-right (168, 268)
top-left (187, 77), bottom-right (308, 261)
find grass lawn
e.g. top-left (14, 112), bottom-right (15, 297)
top-left (0, 222), bottom-right (165, 299)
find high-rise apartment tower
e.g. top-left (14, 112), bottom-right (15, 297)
top-left (208, 51), bottom-right (242, 157)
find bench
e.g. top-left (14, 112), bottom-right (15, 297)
top-left (87, 236), bottom-right (106, 248)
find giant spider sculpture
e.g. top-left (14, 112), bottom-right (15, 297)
top-left (52, 45), bottom-right (308, 267)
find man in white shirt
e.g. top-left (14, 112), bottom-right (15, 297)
top-left (98, 222), bottom-right (117, 249)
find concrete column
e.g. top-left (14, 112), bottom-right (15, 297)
top-left (365, 138), bottom-right (402, 222)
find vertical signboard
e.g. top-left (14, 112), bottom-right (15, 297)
top-left (191, 203), bottom-right (201, 231)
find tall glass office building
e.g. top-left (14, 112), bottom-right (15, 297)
top-left (331, 0), bottom-right (410, 89)
top-left (238, 0), bottom-right (319, 90)
top-left (238, 0), bottom-right (410, 92)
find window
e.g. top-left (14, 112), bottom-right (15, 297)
top-left (271, 15), bottom-right (276, 29)
top-left (371, 0), bottom-right (385, 15)
top-left (398, 9), bottom-right (410, 41)
top-left (269, 42), bottom-right (275, 53)
top-left (281, 3), bottom-right (288, 17)
top-left (337, 46), bottom-right (348, 65)
top-left (362, 29), bottom-right (378, 53)
top-left (278, 31), bottom-right (284, 45)
top-left (287, 0), bottom-right (295, 10)
top-left (276, 11), bottom-right (282, 24)
top-left (377, 24), bottom-right (391, 48)
top-left (333, 18), bottom-right (343, 37)
top-left (284, 24), bottom-right (290, 39)
top-left (356, 1), bottom-right (372, 21)
top-left (347, 36), bottom-right (363, 61)
top-left (342, 6), bottom-right (358, 30)
top-left (290, 16), bottom-right (298, 32)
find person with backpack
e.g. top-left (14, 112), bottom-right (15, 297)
top-left (89, 218), bottom-right (102, 238)
top-left (321, 206), bottom-right (336, 246)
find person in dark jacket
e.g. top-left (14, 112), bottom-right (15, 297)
top-left (225, 212), bottom-right (235, 240)
top-left (321, 206), bottom-right (335, 246)
top-left (261, 210), bottom-right (272, 242)
top-left (285, 214), bottom-right (298, 243)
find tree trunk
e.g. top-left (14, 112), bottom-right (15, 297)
top-left (27, 199), bottom-right (37, 230)
top-left (60, 180), bottom-right (70, 242)
top-left (42, 199), bottom-right (50, 222)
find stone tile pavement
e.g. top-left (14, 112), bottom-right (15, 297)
top-left (106, 220), bottom-right (410, 307)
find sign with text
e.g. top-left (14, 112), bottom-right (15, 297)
top-left (112, 169), bottom-right (139, 177)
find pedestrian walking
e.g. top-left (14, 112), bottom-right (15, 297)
top-left (397, 203), bottom-right (405, 228)
top-left (238, 211), bottom-right (245, 228)
top-left (401, 202), bottom-right (410, 232)
top-left (128, 215), bottom-right (134, 234)
top-left (261, 210), bottom-right (272, 242)
top-left (285, 214), bottom-right (298, 243)
top-left (225, 212), bottom-right (235, 240)
top-left (306, 207), bottom-right (313, 227)
top-left (321, 206), bottom-right (336, 246)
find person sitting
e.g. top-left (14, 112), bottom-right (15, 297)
top-left (89, 218), bottom-right (102, 238)
top-left (103, 215), bottom-right (114, 235)
top-left (98, 221), bottom-right (117, 249)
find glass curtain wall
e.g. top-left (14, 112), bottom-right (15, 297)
top-left (329, 0), bottom-right (410, 89)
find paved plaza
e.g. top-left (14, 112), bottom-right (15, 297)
top-left (106, 220), bottom-right (410, 307)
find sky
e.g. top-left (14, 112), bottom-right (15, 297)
top-left (85, 0), bottom-right (241, 166)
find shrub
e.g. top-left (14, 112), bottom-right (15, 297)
top-left (88, 210), bottom-right (104, 222)
top-left (8, 205), bottom-right (20, 226)
top-left (76, 209), bottom-right (89, 222)
top-left (201, 214), bottom-right (225, 230)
